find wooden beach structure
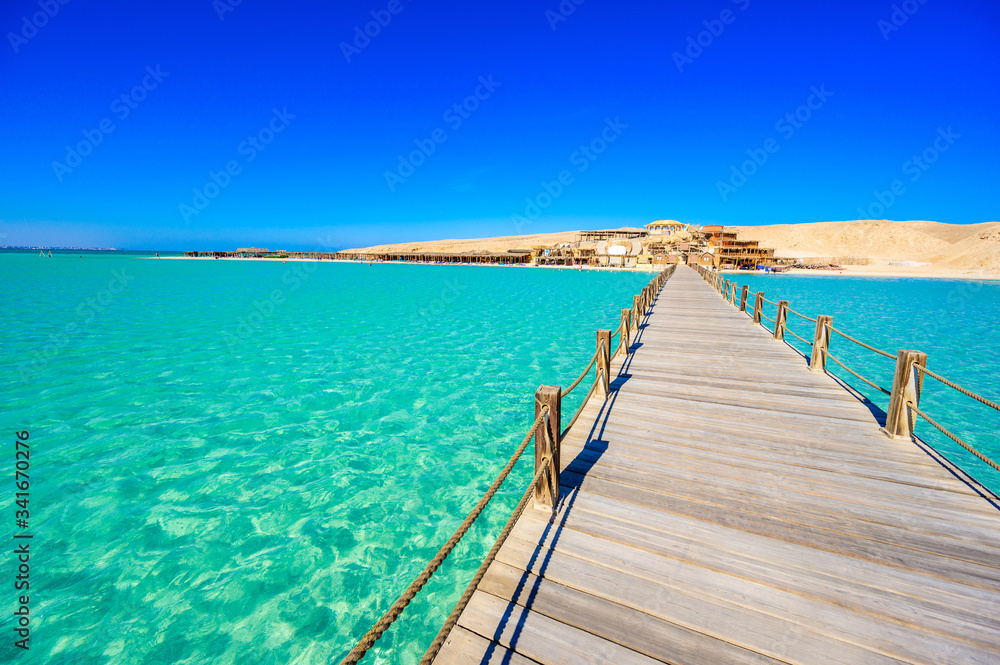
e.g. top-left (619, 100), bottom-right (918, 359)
top-left (338, 264), bottom-right (1000, 665)
top-left (183, 249), bottom-right (533, 264)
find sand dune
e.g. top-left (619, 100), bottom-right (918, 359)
top-left (346, 220), bottom-right (1000, 277)
top-left (736, 220), bottom-right (1000, 276)
top-left (344, 231), bottom-right (581, 254)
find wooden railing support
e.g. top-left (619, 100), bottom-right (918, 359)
top-left (619, 308), bottom-right (631, 356)
top-left (752, 292), bottom-right (763, 324)
top-left (774, 300), bottom-right (789, 340)
top-left (596, 329), bottom-right (611, 397)
top-left (884, 350), bottom-right (927, 439)
top-left (631, 297), bottom-right (641, 335)
top-left (729, 282), bottom-right (737, 306)
top-left (533, 385), bottom-right (561, 510)
top-left (723, 279), bottom-right (730, 298)
top-left (810, 315), bottom-right (833, 372)
top-left (740, 285), bottom-right (749, 312)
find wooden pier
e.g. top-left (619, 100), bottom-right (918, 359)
top-left (425, 265), bottom-right (1000, 664)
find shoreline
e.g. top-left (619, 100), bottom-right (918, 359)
top-left (155, 255), bottom-right (1000, 280)
top-left (152, 255), bottom-right (662, 273)
top-left (720, 264), bottom-right (1000, 281)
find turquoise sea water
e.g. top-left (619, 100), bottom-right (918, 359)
top-left (1, 253), bottom-right (652, 664)
top-left (725, 271), bottom-right (1000, 492)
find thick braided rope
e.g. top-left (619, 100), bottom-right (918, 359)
top-left (828, 325), bottom-right (896, 360)
top-left (786, 307), bottom-right (816, 322)
top-left (561, 347), bottom-right (600, 398)
top-left (760, 313), bottom-right (776, 324)
top-left (784, 326), bottom-right (813, 346)
top-left (826, 352), bottom-right (891, 395)
top-left (761, 296), bottom-right (778, 306)
top-left (914, 365), bottom-right (1000, 412)
top-left (338, 408), bottom-right (547, 664)
top-left (908, 402), bottom-right (1000, 473)
top-left (562, 379), bottom-right (599, 439)
top-left (419, 462), bottom-right (549, 663)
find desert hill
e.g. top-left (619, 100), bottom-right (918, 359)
top-left (344, 230), bottom-right (581, 255)
top-left (346, 220), bottom-right (1000, 276)
top-left (735, 220), bottom-right (1000, 274)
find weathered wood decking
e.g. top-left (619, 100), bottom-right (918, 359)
top-left (433, 265), bottom-right (1000, 665)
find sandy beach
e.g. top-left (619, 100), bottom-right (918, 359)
top-left (169, 219), bottom-right (999, 280)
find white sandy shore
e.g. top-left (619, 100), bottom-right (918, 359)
top-left (155, 255), bottom-right (661, 273)
top-left (722, 261), bottom-right (1000, 281)
top-left (160, 255), bottom-right (1000, 280)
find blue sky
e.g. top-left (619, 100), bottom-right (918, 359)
top-left (1, 0), bottom-right (997, 250)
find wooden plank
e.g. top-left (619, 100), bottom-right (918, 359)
top-left (558, 441), bottom-right (1000, 542)
top-left (506, 498), bottom-right (1000, 641)
top-left (558, 437), bottom-right (1000, 527)
top-left (433, 626), bottom-right (542, 665)
top-left (431, 266), bottom-right (1000, 665)
top-left (557, 469), bottom-right (1000, 588)
top-left (477, 560), bottom-right (791, 665)
top-left (456, 591), bottom-right (664, 665)
top-left (484, 541), bottom-right (991, 665)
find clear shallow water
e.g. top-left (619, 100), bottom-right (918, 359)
top-left (725, 271), bottom-right (1000, 492)
top-left (1, 254), bottom-right (651, 665)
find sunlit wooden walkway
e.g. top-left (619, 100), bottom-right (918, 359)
top-left (433, 265), bottom-right (1000, 665)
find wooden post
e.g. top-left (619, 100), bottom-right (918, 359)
top-left (774, 300), bottom-right (788, 340)
top-left (752, 292), bottom-right (763, 324)
top-left (810, 315), bottom-right (833, 372)
top-left (596, 329), bottom-right (611, 397)
top-left (884, 350), bottom-right (927, 439)
top-left (729, 282), bottom-right (737, 305)
top-left (620, 308), bottom-right (631, 356)
top-left (740, 285), bottom-right (749, 312)
top-left (724, 279), bottom-right (730, 298)
top-left (533, 385), bottom-right (561, 510)
top-left (631, 296), bottom-right (640, 334)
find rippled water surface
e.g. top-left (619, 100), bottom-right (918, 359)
top-left (1, 253), bottom-right (653, 664)
top-left (726, 271), bottom-right (1000, 492)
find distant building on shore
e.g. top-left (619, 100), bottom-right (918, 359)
top-left (645, 220), bottom-right (685, 236)
top-left (579, 227), bottom-right (647, 241)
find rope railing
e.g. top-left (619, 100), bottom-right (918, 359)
top-left (563, 379), bottom-right (599, 439)
top-left (908, 401), bottom-right (1000, 473)
top-left (419, 461), bottom-right (550, 663)
top-left (340, 266), bottom-right (674, 664)
top-left (826, 352), bottom-right (891, 395)
top-left (561, 346), bottom-right (600, 398)
top-left (914, 364), bottom-right (1000, 413)
top-left (827, 325), bottom-right (896, 360)
top-left (696, 267), bottom-right (1000, 486)
top-left (338, 407), bottom-right (548, 664)
top-left (692, 263), bottom-right (999, 490)
top-left (786, 307), bottom-right (816, 323)
top-left (784, 326), bottom-right (813, 346)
